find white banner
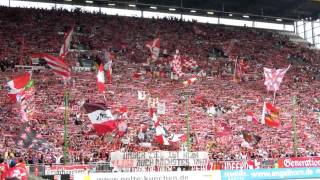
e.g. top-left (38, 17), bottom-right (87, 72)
top-left (72, 66), bottom-right (92, 72)
top-left (74, 171), bottom-right (221, 180)
top-left (110, 151), bottom-right (209, 167)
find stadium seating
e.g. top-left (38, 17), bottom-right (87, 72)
top-left (0, 6), bottom-right (319, 165)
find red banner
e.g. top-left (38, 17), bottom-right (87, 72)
top-left (278, 157), bottom-right (320, 168)
top-left (220, 161), bottom-right (250, 170)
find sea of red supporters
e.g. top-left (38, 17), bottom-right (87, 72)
top-left (0, 6), bottom-right (319, 165)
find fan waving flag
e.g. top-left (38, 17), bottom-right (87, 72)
top-left (83, 103), bottom-right (117, 135)
top-left (261, 102), bottom-right (280, 127)
top-left (6, 73), bottom-right (31, 103)
top-left (42, 54), bottom-right (71, 79)
top-left (263, 65), bottom-right (290, 92)
top-left (146, 38), bottom-right (160, 61)
top-left (59, 26), bottom-right (74, 58)
top-left (97, 64), bottom-right (105, 93)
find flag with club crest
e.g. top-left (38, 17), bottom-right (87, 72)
top-left (263, 65), bottom-right (290, 92)
top-left (83, 103), bottom-right (118, 135)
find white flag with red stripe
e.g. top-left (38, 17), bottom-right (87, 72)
top-left (42, 54), bottom-right (71, 79)
top-left (146, 38), bottom-right (160, 61)
top-left (263, 65), bottom-right (290, 92)
top-left (83, 103), bottom-right (118, 135)
top-left (155, 126), bottom-right (169, 145)
top-left (59, 26), bottom-right (74, 58)
top-left (97, 64), bottom-right (105, 93)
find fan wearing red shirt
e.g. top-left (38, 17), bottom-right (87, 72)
top-left (6, 160), bottom-right (28, 180)
top-left (0, 157), bottom-right (8, 180)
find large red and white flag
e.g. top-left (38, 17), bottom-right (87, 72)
top-left (59, 26), bottom-right (74, 58)
top-left (6, 73), bottom-right (31, 103)
top-left (83, 103), bottom-right (117, 135)
top-left (42, 54), bottom-right (71, 79)
top-left (263, 65), bottom-right (290, 92)
top-left (7, 73), bottom-right (31, 90)
top-left (146, 38), bottom-right (160, 61)
top-left (97, 64), bottom-right (105, 93)
top-left (155, 125), bottom-right (169, 145)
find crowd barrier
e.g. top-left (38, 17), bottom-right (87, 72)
top-left (73, 168), bottom-right (320, 180)
top-left (26, 156), bottom-right (320, 176)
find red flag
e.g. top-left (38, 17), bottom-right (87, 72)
top-left (97, 64), bottom-right (105, 93)
top-left (216, 123), bottom-right (232, 137)
top-left (262, 102), bottom-right (280, 127)
top-left (7, 73), bottom-right (31, 90)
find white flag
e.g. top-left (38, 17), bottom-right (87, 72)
top-left (157, 102), bottom-right (166, 115)
top-left (138, 91), bottom-right (146, 100)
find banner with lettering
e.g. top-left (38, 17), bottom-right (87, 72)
top-left (110, 151), bottom-right (209, 167)
top-left (278, 157), bottom-right (320, 168)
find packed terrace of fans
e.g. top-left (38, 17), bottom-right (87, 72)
top-left (0, 7), bottom-right (320, 165)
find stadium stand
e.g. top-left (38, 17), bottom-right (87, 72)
top-left (0, 5), bottom-right (319, 174)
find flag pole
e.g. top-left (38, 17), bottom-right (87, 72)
top-left (233, 56), bottom-right (238, 82)
top-left (292, 96), bottom-right (298, 157)
top-left (63, 90), bottom-right (69, 164)
top-left (272, 91), bottom-right (276, 104)
top-left (185, 93), bottom-right (191, 151)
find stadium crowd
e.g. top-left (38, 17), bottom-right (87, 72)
top-left (0, 6), bottom-right (320, 170)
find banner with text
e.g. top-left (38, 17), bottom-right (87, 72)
top-left (278, 157), bottom-right (320, 168)
top-left (110, 151), bottom-right (209, 168)
top-left (74, 171), bottom-right (220, 180)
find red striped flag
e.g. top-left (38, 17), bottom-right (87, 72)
top-left (59, 26), bottom-right (74, 58)
top-left (42, 54), bottom-right (71, 79)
